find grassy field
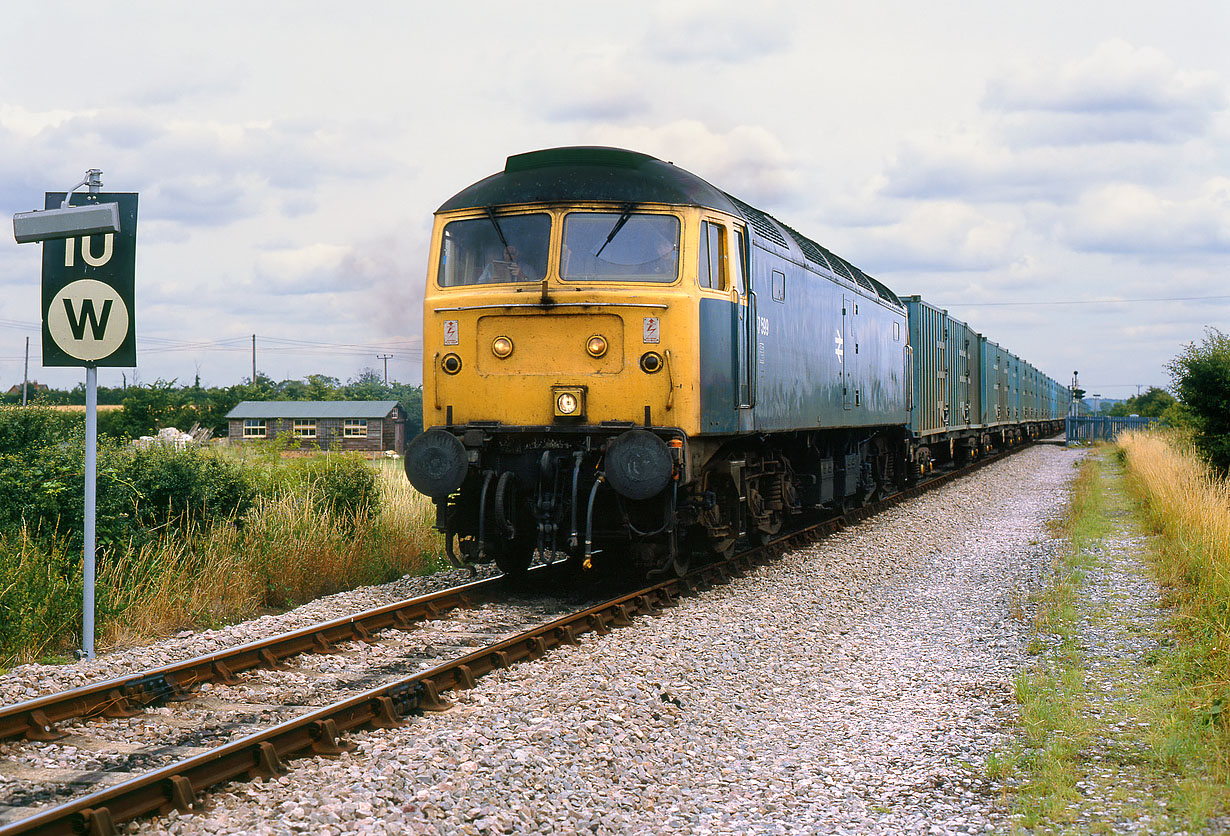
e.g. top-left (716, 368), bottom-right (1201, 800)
top-left (100, 456), bottom-right (443, 648)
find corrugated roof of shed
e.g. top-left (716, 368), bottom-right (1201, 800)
top-left (225, 401), bottom-right (401, 419)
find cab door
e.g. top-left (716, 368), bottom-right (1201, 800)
top-left (731, 227), bottom-right (755, 430)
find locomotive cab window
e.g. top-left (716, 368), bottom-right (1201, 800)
top-left (732, 228), bottom-right (747, 295)
top-left (698, 220), bottom-right (728, 290)
top-left (437, 213), bottom-right (551, 287)
top-left (560, 212), bottom-right (679, 282)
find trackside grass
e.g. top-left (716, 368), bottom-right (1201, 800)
top-left (0, 451), bottom-right (443, 668)
top-left (993, 439), bottom-right (1230, 832)
top-left (1117, 430), bottom-right (1230, 800)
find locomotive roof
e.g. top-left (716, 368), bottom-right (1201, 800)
top-left (437, 146), bottom-right (741, 214)
top-left (439, 146), bottom-right (903, 309)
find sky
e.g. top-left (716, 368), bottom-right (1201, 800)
top-left (1, 1), bottom-right (1227, 400)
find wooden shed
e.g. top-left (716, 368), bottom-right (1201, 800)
top-left (225, 401), bottom-right (406, 454)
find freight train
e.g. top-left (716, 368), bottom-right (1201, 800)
top-left (404, 147), bottom-right (1067, 578)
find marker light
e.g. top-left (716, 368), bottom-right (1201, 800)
top-left (441, 353), bottom-right (462, 374)
top-left (640, 351), bottom-right (663, 373)
top-left (557, 392), bottom-right (579, 415)
top-left (492, 336), bottom-right (514, 358)
top-left (586, 334), bottom-right (608, 358)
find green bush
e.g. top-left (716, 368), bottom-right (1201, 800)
top-left (124, 444), bottom-right (256, 531)
top-left (1169, 328), bottom-right (1230, 474)
top-left (295, 454), bottom-right (380, 518)
top-left (0, 407), bottom-right (81, 456)
top-left (0, 531), bottom-right (83, 665)
top-left (0, 429), bottom-right (134, 551)
top-left (0, 410), bottom-right (256, 553)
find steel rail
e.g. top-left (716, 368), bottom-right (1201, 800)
top-left (0, 573), bottom-right (506, 743)
top-left (0, 581), bottom-right (690, 836)
top-left (0, 439), bottom-right (1046, 836)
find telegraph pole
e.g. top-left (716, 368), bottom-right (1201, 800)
top-left (377, 353), bottom-right (393, 384)
top-left (252, 334), bottom-right (257, 384)
top-left (22, 337), bottom-right (29, 405)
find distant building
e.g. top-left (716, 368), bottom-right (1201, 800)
top-left (225, 401), bottom-right (406, 453)
top-left (6, 381), bottom-right (49, 396)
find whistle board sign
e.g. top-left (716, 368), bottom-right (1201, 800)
top-left (41, 192), bottom-right (138, 367)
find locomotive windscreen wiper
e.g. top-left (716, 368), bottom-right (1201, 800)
top-left (593, 203), bottom-right (636, 258)
top-left (484, 206), bottom-right (509, 249)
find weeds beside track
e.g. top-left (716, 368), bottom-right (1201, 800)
top-left (1000, 438), bottom-right (1230, 833)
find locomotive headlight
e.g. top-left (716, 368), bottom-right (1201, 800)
top-left (585, 334), bottom-right (608, 358)
top-left (639, 351), bottom-right (663, 374)
top-left (553, 386), bottom-right (586, 418)
top-left (441, 353), bottom-right (463, 374)
top-left (491, 336), bottom-right (514, 358)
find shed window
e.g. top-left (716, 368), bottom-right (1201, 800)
top-left (294, 420), bottom-right (317, 438)
top-left (243, 419), bottom-right (266, 438)
top-left (344, 419), bottom-right (368, 438)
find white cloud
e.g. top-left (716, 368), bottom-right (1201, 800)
top-left (846, 201), bottom-right (1022, 273)
top-left (254, 243), bottom-right (353, 293)
top-left (986, 40), bottom-right (1226, 146)
top-left (642, 1), bottom-right (791, 64)
top-left (1057, 178), bottom-right (1230, 255)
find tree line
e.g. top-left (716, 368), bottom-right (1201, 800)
top-left (0, 369), bottom-right (423, 441)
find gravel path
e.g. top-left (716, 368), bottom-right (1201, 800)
top-left (83, 443), bottom-right (1075, 836)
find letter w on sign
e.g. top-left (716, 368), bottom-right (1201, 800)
top-left (64, 298), bottom-right (113, 340)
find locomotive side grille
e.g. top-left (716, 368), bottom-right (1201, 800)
top-left (780, 225), bottom-right (834, 272)
top-left (724, 193), bottom-right (790, 249)
top-left (818, 247), bottom-right (857, 283)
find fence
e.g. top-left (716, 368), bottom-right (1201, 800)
top-left (1066, 415), bottom-right (1160, 443)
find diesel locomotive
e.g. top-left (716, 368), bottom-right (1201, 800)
top-left (404, 146), bottom-right (1067, 577)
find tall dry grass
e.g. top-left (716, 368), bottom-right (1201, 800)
top-left (94, 462), bottom-right (442, 651)
top-left (1117, 429), bottom-right (1230, 782)
top-left (1118, 430), bottom-right (1230, 599)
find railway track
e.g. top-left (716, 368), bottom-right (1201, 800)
top-left (0, 440), bottom-right (1041, 836)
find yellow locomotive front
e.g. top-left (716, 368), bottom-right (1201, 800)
top-left (424, 202), bottom-right (695, 431)
top-left (405, 146), bottom-right (756, 578)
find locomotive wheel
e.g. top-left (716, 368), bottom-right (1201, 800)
top-left (492, 531), bottom-right (536, 579)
